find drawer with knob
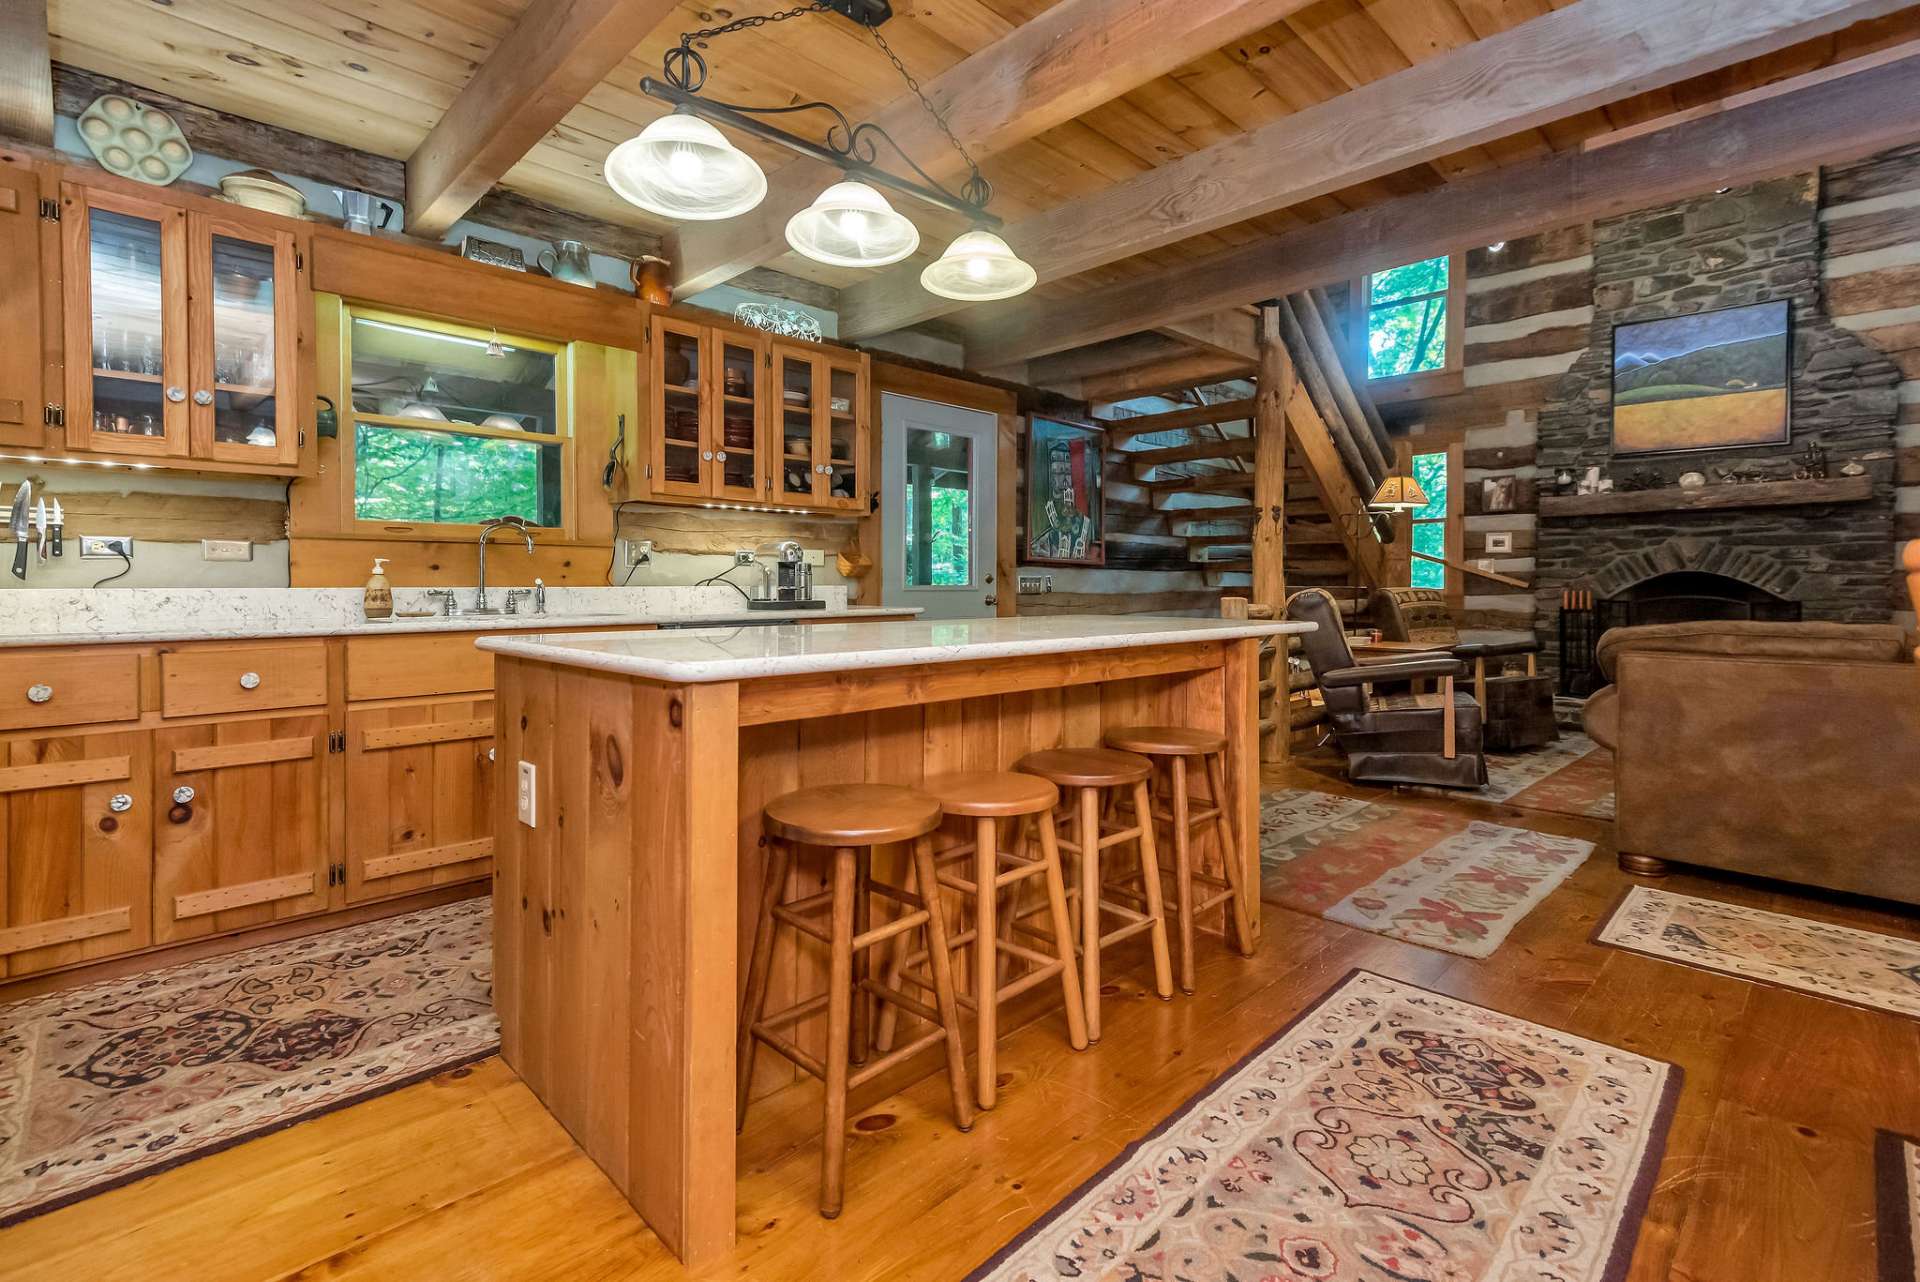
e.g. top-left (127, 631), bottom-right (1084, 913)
top-left (160, 642), bottom-right (328, 718)
top-left (0, 650), bottom-right (141, 730)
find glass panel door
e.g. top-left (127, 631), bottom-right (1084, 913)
top-left (650, 317), bottom-right (706, 497)
top-left (74, 192), bottom-right (186, 455)
top-left (880, 393), bottom-right (999, 619)
top-left (775, 346), bottom-right (818, 504)
top-left (712, 334), bottom-right (763, 500)
top-left (197, 219), bottom-right (297, 464)
top-left (823, 361), bottom-right (861, 509)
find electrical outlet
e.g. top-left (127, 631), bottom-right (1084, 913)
top-left (201, 539), bottom-right (253, 562)
top-left (733, 548), bottom-right (756, 565)
top-left (621, 538), bottom-right (653, 569)
top-left (1019, 574), bottom-right (1045, 593)
top-left (517, 760), bottom-right (537, 828)
top-left (802, 548), bottom-right (824, 567)
top-left (1485, 531), bottom-right (1514, 555)
top-left (79, 535), bottom-right (133, 560)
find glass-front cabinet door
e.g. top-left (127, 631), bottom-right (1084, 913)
top-left (774, 343), bottom-right (819, 505)
top-left (649, 315), bottom-right (707, 499)
top-left (192, 215), bottom-right (299, 466)
top-left (709, 331), bottom-right (765, 501)
top-left (63, 185), bottom-right (189, 457)
top-left (821, 355), bottom-right (866, 512)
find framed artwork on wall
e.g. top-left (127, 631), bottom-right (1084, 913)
top-left (1611, 299), bottom-right (1791, 455)
top-left (1023, 415), bottom-right (1105, 566)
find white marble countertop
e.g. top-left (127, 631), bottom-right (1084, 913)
top-left (0, 586), bottom-right (916, 647)
top-left (475, 615), bottom-right (1313, 684)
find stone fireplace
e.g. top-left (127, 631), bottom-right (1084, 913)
top-left (1532, 173), bottom-right (1901, 678)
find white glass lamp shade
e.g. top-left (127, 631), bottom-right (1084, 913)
top-left (604, 113), bottom-right (766, 221)
top-left (920, 230), bottom-right (1036, 302)
top-left (784, 181), bottom-right (920, 267)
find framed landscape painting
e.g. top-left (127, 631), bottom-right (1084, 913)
top-left (1611, 300), bottom-right (1791, 455)
top-left (1023, 415), bottom-right (1104, 566)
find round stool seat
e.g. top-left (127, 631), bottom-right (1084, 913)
top-left (921, 771), bottom-right (1059, 817)
top-left (1104, 725), bottom-right (1227, 757)
top-left (1015, 747), bottom-right (1152, 788)
top-left (764, 783), bottom-right (941, 846)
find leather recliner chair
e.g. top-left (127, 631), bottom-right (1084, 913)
top-left (1368, 587), bottom-right (1557, 751)
top-left (1286, 588), bottom-right (1489, 789)
top-left (1584, 620), bottom-right (1920, 903)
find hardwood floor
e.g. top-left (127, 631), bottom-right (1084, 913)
top-left (5, 760), bottom-right (1918, 1281)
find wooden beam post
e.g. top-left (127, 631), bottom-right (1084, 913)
top-left (1254, 304), bottom-right (1290, 763)
top-left (405, 0), bottom-right (680, 239)
top-left (0, 0), bottom-right (52, 145)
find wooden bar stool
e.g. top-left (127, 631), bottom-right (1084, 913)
top-left (1014, 748), bottom-right (1173, 1041)
top-left (1105, 726), bottom-right (1256, 994)
top-left (874, 771), bottom-right (1088, 1111)
top-left (737, 783), bottom-right (973, 1219)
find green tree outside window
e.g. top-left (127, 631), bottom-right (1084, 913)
top-left (1367, 256), bottom-right (1451, 380)
top-left (1410, 449), bottom-right (1448, 590)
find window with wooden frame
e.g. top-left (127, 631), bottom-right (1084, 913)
top-left (340, 308), bottom-right (570, 535)
top-left (1357, 252), bottom-right (1465, 400)
top-left (1396, 433), bottom-right (1463, 606)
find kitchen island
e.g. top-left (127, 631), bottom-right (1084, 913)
top-left (476, 614), bottom-right (1311, 1264)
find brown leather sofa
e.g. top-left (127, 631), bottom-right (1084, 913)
top-left (1369, 587), bottom-right (1557, 751)
top-left (1583, 621), bottom-right (1920, 904)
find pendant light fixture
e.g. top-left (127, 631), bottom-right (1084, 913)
top-left (604, 111), bottom-right (767, 221)
top-left (921, 229), bottom-right (1036, 301)
top-left (785, 180), bottom-right (919, 267)
top-left (619, 0), bottom-right (1035, 300)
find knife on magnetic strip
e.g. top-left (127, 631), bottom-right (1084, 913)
top-left (8, 481), bottom-right (29, 580)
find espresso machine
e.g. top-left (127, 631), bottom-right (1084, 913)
top-left (749, 540), bottom-right (824, 609)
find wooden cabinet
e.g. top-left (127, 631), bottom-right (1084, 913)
top-left (639, 311), bottom-right (867, 513)
top-left (0, 159), bottom-right (59, 451)
top-left (342, 698), bottom-right (495, 903)
top-left (151, 715), bottom-right (329, 944)
top-left (0, 649), bottom-right (141, 731)
top-left (60, 183), bottom-right (307, 471)
top-left (0, 729), bottom-right (152, 978)
top-left (159, 641), bottom-right (328, 718)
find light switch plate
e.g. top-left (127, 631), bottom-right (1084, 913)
top-left (1485, 531), bottom-right (1514, 555)
top-left (517, 761), bottom-right (537, 827)
top-left (201, 539), bottom-right (253, 562)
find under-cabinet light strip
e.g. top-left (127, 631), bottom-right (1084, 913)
top-left (0, 454), bottom-right (159, 470)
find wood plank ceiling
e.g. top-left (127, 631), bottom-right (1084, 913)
top-left (42, 0), bottom-right (1920, 383)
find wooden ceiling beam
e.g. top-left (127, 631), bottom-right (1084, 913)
top-left (964, 51), bottom-right (1920, 368)
top-left (839, 0), bottom-right (1906, 340)
top-left (0, 0), bottom-right (53, 145)
top-left (667, 0), bottom-right (1321, 296)
top-left (1154, 312), bottom-right (1259, 365)
top-left (1104, 398), bottom-right (1257, 442)
top-left (1076, 352), bottom-right (1256, 404)
top-left (405, 0), bottom-right (680, 239)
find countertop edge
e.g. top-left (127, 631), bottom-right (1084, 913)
top-left (475, 619), bottom-right (1315, 683)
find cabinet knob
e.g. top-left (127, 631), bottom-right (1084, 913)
top-left (108, 792), bottom-right (133, 813)
top-left (166, 386), bottom-right (187, 403)
top-left (702, 450), bottom-right (713, 461)
top-left (25, 683), bottom-right (51, 704)
top-left (238, 671), bottom-right (261, 690)
top-left (715, 450), bottom-right (727, 461)
top-left (193, 389), bottom-right (214, 407)
top-left (823, 464), bottom-right (834, 475)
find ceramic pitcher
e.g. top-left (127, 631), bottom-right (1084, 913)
top-left (538, 240), bottom-right (595, 287)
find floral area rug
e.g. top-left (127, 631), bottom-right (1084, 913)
top-left (1417, 731), bottom-right (1616, 821)
top-left (1595, 885), bottom-right (1920, 1019)
top-left (1261, 788), bottom-right (1593, 958)
top-left (1878, 1130), bottom-right (1920, 1282)
top-left (968, 968), bottom-right (1680, 1282)
top-left (0, 897), bottom-right (496, 1227)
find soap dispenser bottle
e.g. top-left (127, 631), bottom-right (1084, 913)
top-left (364, 557), bottom-right (392, 620)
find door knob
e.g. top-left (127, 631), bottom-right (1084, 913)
top-left (173, 785), bottom-right (196, 805)
top-left (984, 596), bottom-right (998, 606)
top-left (108, 793), bottom-right (133, 813)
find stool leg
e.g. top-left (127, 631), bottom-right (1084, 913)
top-left (1206, 751), bottom-right (1256, 956)
top-left (1132, 780), bottom-right (1175, 1000)
top-left (737, 836), bottom-right (793, 1130)
top-left (1036, 809), bottom-right (1088, 1052)
top-left (1077, 785), bottom-right (1103, 1043)
top-left (973, 816), bottom-right (999, 1110)
top-left (851, 847), bottom-right (872, 1067)
top-left (821, 846), bottom-right (857, 1219)
top-left (1169, 757), bottom-right (1196, 995)
top-left (913, 835), bottom-right (974, 1134)
top-left (872, 852), bottom-right (917, 1056)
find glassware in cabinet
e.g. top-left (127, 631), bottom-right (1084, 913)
top-left (775, 344), bottom-right (819, 503)
top-left (649, 315), bottom-right (708, 497)
top-left (710, 332), bottom-right (765, 501)
top-left (823, 360), bottom-right (864, 509)
top-left (193, 216), bottom-right (300, 465)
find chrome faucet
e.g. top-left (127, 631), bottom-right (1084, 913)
top-left (475, 516), bottom-right (536, 614)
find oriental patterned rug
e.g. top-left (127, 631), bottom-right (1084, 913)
top-left (1879, 1130), bottom-right (1920, 1282)
top-left (1416, 731), bottom-right (1616, 821)
top-left (1260, 788), bottom-right (1593, 957)
top-left (967, 969), bottom-right (1680, 1282)
top-left (0, 897), bottom-right (497, 1228)
top-left (1594, 886), bottom-right (1920, 1019)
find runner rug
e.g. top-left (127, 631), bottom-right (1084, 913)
top-left (1261, 788), bottom-right (1593, 957)
top-left (1595, 885), bottom-right (1920, 1019)
top-left (1421, 731), bottom-right (1616, 821)
top-left (0, 897), bottom-right (497, 1228)
top-left (968, 968), bottom-right (1680, 1282)
top-left (1879, 1130), bottom-right (1920, 1282)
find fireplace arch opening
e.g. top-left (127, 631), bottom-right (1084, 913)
top-left (1610, 570), bottom-right (1803, 627)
